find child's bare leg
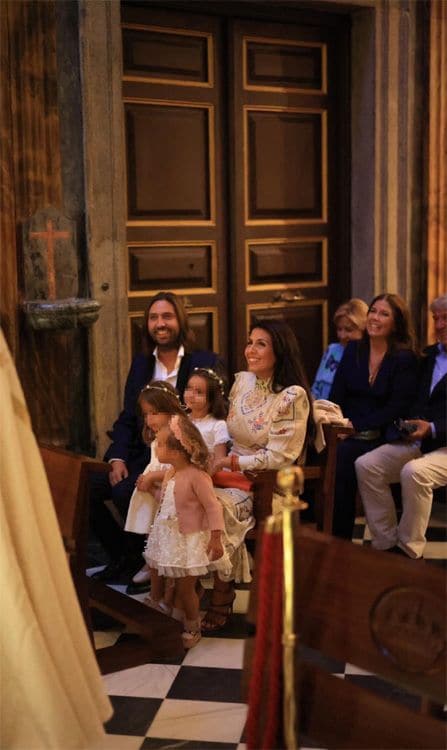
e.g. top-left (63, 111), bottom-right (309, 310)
top-left (164, 578), bottom-right (175, 607)
top-left (149, 568), bottom-right (164, 601)
top-left (176, 576), bottom-right (199, 621)
top-left (176, 576), bottom-right (201, 648)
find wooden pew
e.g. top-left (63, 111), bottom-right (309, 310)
top-left (39, 444), bottom-right (183, 673)
top-left (244, 516), bottom-right (446, 749)
top-left (245, 423), bottom-right (354, 538)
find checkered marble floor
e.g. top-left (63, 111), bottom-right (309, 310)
top-left (89, 500), bottom-right (446, 750)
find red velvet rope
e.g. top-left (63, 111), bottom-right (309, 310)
top-left (246, 528), bottom-right (284, 750)
top-left (262, 542), bottom-right (283, 748)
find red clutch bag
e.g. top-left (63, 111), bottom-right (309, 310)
top-left (212, 470), bottom-right (253, 492)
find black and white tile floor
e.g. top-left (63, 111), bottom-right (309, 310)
top-left (88, 500), bottom-right (446, 750)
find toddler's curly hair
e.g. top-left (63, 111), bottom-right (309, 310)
top-left (166, 414), bottom-right (210, 472)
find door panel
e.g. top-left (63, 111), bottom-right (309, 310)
top-left (122, 4), bottom-right (226, 359)
top-left (231, 17), bottom-right (344, 382)
top-left (121, 5), bottom-right (349, 381)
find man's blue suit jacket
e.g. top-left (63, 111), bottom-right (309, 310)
top-left (411, 344), bottom-right (447, 453)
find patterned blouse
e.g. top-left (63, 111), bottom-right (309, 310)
top-left (227, 371), bottom-right (310, 472)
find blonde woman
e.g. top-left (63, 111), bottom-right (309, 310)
top-left (311, 298), bottom-right (368, 400)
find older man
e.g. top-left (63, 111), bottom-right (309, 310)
top-left (355, 294), bottom-right (447, 559)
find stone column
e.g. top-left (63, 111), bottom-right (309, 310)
top-left (351, 0), bottom-right (425, 318)
top-left (427, 0), bottom-right (447, 341)
top-left (80, 0), bottom-right (128, 458)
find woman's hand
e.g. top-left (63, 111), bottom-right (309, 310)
top-left (207, 530), bottom-right (224, 561)
top-left (135, 473), bottom-right (157, 492)
top-left (212, 456), bottom-right (232, 473)
top-left (109, 459), bottom-right (128, 486)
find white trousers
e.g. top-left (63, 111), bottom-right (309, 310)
top-left (355, 443), bottom-right (447, 558)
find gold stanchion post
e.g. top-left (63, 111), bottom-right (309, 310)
top-left (276, 467), bottom-right (307, 750)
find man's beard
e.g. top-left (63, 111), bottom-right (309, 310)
top-left (153, 331), bottom-right (181, 351)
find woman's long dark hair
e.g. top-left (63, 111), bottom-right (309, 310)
top-left (143, 291), bottom-right (196, 354)
top-left (363, 293), bottom-right (417, 353)
top-left (249, 318), bottom-right (316, 445)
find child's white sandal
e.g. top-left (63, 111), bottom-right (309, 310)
top-left (182, 619), bottom-right (201, 649)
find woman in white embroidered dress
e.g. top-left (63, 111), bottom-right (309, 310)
top-left (202, 319), bottom-right (315, 630)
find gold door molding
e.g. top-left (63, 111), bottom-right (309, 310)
top-left (242, 35), bottom-right (327, 94)
top-left (127, 240), bottom-right (218, 297)
top-left (122, 23), bottom-right (214, 88)
top-left (243, 105), bottom-right (328, 225)
top-left (245, 236), bottom-right (328, 291)
top-left (124, 98), bottom-right (216, 227)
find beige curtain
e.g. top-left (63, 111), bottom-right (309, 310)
top-left (0, 329), bottom-right (112, 749)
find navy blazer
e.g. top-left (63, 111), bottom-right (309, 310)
top-left (329, 341), bottom-right (419, 437)
top-left (104, 350), bottom-right (224, 464)
top-left (410, 344), bottom-right (446, 452)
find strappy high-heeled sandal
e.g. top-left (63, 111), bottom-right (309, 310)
top-left (182, 618), bottom-right (201, 649)
top-left (201, 588), bottom-right (236, 631)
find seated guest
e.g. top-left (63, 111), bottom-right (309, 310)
top-left (329, 293), bottom-right (419, 540)
top-left (90, 291), bottom-right (224, 584)
top-left (312, 298), bottom-right (368, 400)
top-left (355, 294), bottom-right (447, 559)
top-left (203, 319), bottom-right (315, 630)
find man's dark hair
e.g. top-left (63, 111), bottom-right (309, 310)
top-left (143, 291), bottom-right (196, 353)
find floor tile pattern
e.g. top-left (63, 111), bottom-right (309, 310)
top-left (90, 503), bottom-right (446, 749)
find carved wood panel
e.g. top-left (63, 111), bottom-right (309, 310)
top-left (122, 5), bottom-right (224, 359)
top-left (122, 5), bottom-right (349, 378)
top-left (232, 17), bottom-right (349, 377)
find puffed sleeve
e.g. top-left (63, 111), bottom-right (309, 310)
top-left (213, 420), bottom-right (230, 446)
top-left (194, 471), bottom-right (225, 530)
top-left (238, 386), bottom-right (310, 471)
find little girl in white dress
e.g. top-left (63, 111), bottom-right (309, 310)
top-left (183, 367), bottom-right (230, 466)
top-left (124, 381), bottom-right (185, 587)
top-left (144, 414), bottom-right (231, 648)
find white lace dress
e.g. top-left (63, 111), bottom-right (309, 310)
top-left (144, 477), bottom-right (232, 579)
top-left (124, 438), bottom-right (170, 534)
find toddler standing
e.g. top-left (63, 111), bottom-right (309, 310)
top-left (144, 415), bottom-right (231, 648)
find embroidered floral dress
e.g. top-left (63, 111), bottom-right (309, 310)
top-left (228, 371), bottom-right (310, 471)
top-left (215, 370), bottom-right (310, 580)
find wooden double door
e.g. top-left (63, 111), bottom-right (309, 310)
top-left (122, 2), bottom-right (350, 380)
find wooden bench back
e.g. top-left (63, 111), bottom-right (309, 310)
top-left (245, 520), bottom-right (446, 749)
top-left (39, 443), bottom-right (184, 669)
top-left (39, 443), bottom-right (109, 555)
top-left (245, 423), bottom-right (354, 536)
